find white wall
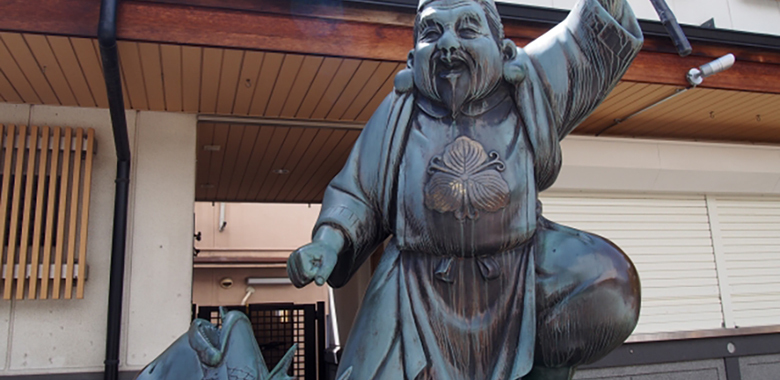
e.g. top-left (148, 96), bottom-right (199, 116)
top-left (498, 0), bottom-right (780, 36)
top-left (553, 135), bottom-right (780, 195)
top-left (0, 103), bottom-right (197, 375)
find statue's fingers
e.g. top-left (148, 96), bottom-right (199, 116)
top-left (315, 251), bottom-right (337, 286)
top-left (288, 251), bottom-right (313, 288)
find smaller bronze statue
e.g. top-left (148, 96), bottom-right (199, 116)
top-left (135, 309), bottom-right (302, 380)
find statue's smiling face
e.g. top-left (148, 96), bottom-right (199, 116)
top-left (413, 0), bottom-right (504, 114)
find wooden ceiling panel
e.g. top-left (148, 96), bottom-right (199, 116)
top-left (665, 92), bottom-right (770, 138)
top-left (214, 124), bottom-right (246, 201)
top-left (204, 122), bottom-right (229, 200)
top-left (25, 34), bottom-right (78, 107)
top-left (578, 83), bottom-right (671, 134)
top-left (308, 59), bottom-right (361, 120)
top-left (117, 41), bottom-right (148, 110)
top-left (160, 44), bottom-right (183, 112)
top-left (264, 128), bottom-right (319, 201)
top-left (3, 32), bottom-right (780, 205)
top-left (138, 42), bottom-right (166, 112)
top-left (279, 56), bottom-right (324, 118)
top-left (48, 36), bottom-right (96, 107)
top-left (356, 63), bottom-right (405, 122)
top-left (0, 39), bottom-right (39, 104)
top-left (0, 70), bottom-right (22, 103)
top-left (295, 57), bottom-right (343, 119)
top-left (264, 54), bottom-right (305, 118)
top-left (600, 88), bottom-right (719, 136)
top-left (272, 128), bottom-right (334, 202)
top-left (215, 49), bottom-right (244, 115)
top-left (224, 125), bottom-right (260, 200)
top-left (1, 33), bottom-right (59, 105)
top-left (285, 129), bottom-right (349, 202)
top-left (232, 51), bottom-right (264, 116)
top-left (635, 91), bottom-right (725, 137)
top-left (233, 126), bottom-right (274, 201)
top-left (199, 47), bottom-right (222, 114)
top-left (325, 60), bottom-right (380, 120)
top-left (575, 82), bottom-right (647, 132)
top-left (254, 127), bottom-right (305, 200)
top-left (247, 52), bottom-right (283, 116)
top-left (294, 130), bottom-right (360, 202)
top-left (241, 127), bottom-right (288, 201)
top-left (341, 61), bottom-right (398, 121)
top-left (181, 45), bottom-right (202, 113)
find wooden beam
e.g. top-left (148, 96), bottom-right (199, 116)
top-left (0, 0), bottom-right (99, 38)
top-left (1, 0), bottom-right (780, 93)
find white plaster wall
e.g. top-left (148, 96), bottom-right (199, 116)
top-left (124, 111), bottom-right (197, 368)
top-left (497, 0), bottom-right (780, 36)
top-left (194, 202), bottom-right (321, 253)
top-left (552, 135), bottom-right (780, 195)
top-left (0, 103), bottom-right (197, 375)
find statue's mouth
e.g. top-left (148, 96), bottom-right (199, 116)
top-left (438, 60), bottom-right (467, 79)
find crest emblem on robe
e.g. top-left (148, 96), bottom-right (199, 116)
top-left (424, 136), bottom-right (510, 220)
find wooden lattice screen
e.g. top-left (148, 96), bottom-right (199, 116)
top-left (0, 125), bottom-right (95, 300)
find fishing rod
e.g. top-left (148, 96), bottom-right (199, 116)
top-left (649, 0), bottom-right (693, 56)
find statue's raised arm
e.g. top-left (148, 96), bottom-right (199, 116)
top-left (515, 0), bottom-right (643, 191)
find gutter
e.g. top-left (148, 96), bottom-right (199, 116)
top-left (344, 0), bottom-right (780, 53)
top-left (97, 0), bottom-right (132, 379)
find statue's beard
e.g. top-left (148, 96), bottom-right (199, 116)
top-left (416, 49), bottom-right (498, 114)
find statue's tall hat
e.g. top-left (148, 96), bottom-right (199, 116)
top-left (418, 0), bottom-right (497, 11)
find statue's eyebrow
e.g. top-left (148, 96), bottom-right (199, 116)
top-left (456, 13), bottom-right (482, 29)
top-left (420, 17), bottom-right (440, 31)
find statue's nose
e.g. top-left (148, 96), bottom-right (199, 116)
top-left (437, 30), bottom-right (459, 62)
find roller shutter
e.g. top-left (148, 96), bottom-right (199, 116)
top-left (539, 192), bottom-right (724, 335)
top-left (712, 196), bottom-right (780, 328)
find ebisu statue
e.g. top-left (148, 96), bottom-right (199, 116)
top-left (288, 0), bottom-right (643, 379)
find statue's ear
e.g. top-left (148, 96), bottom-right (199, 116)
top-left (501, 39), bottom-right (517, 61)
top-left (502, 39), bottom-right (526, 85)
top-left (394, 49), bottom-right (415, 93)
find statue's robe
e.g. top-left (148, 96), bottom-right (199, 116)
top-left (315, 1), bottom-right (643, 379)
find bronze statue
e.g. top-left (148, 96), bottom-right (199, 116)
top-left (288, 0), bottom-right (643, 379)
top-left (135, 309), bottom-right (297, 380)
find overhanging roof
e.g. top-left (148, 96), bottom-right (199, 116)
top-left (2, 1), bottom-right (780, 203)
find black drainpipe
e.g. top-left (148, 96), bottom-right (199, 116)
top-left (97, 0), bottom-right (131, 379)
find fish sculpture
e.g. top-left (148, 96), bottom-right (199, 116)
top-left (135, 309), bottom-right (352, 380)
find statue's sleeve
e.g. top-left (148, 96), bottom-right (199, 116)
top-left (313, 94), bottom-right (398, 288)
top-left (523, 0), bottom-right (643, 138)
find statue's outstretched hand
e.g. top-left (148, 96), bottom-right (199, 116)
top-left (287, 225), bottom-right (344, 288)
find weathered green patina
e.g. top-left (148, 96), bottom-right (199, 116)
top-left (287, 0), bottom-right (644, 379)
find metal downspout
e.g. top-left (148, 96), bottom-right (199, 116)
top-left (97, 0), bottom-right (131, 379)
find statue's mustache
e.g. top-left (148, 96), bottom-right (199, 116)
top-left (431, 49), bottom-right (476, 74)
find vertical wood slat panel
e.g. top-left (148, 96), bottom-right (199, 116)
top-left (0, 126), bottom-right (95, 299)
top-left (40, 127), bottom-right (61, 299)
top-left (64, 129), bottom-right (84, 299)
top-left (52, 128), bottom-right (72, 299)
top-left (76, 129), bottom-right (94, 298)
top-left (28, 126), bottom-right (50, 299)
top-left (5, 126), bottom-right (28, 299)
top-left (16, 126), bottom-right (38, 299)
top-left (0, 126), bottom-right (15, 298)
